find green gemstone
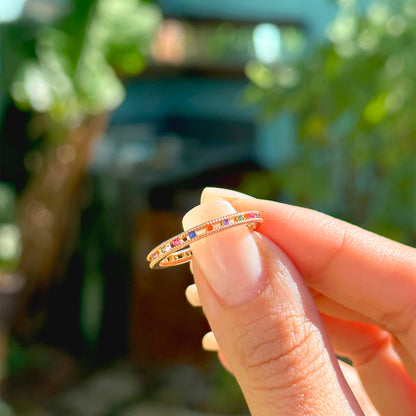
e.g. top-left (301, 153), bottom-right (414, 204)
top-left (238, 215), bottom-right (244, 221)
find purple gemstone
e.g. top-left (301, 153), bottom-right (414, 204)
top-left (223, 219), bottom-right (230, 226)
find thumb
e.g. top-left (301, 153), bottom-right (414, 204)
top-left (183, 201), bottom-right (363, 416)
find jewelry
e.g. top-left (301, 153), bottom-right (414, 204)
top-left (147, 210), bottom-right (262, 269)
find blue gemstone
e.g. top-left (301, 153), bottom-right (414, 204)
top-left (189, 231), bottom-right (197, 239)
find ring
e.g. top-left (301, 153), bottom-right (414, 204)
top-left (146, 210), bottom-right (262, 269)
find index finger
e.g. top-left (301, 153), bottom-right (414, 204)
top-left (201, 188), bottom-right (416, 362)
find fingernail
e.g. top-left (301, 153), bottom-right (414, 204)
top-left (182, 201), bottom-right (264, 305)
top-left (202, 331), bottom-right (219, 351)
top-left (201, 187), bottom-right (254, 203)
top-left (185, 284), bottom-right (201, 307)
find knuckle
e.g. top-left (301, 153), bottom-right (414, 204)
top-left (351, 332), bottom-right (391, 367)
top-left (305, 222), bottom-right (348, 286)
top-left (380, 302), bottom-right (416, 337)
top-left (235, 313), bottom-right (325, 391)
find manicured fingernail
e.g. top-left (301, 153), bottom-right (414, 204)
top-left (185, 284), bottom-right (201, 307)
top-left (201, 187), bottom-right (254, 203)
top-left (182, 201), bottom-right (264, 305)
top-left (202, 331), bottom-right (219, 351)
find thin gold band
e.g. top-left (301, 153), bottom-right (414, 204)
top-left (146, 210), bottom-right (262, 269)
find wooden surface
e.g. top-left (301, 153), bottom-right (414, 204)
top-left (130, 210), bottom-right (210, 367)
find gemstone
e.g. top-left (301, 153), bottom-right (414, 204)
top-left (244, 213), bottom-right (250, 219)
top-left (152, 252), bottom-right (158, 260)
top-left (182, 236), bottom-right (188, 242)
top-left (205, 224), bottom-right (213, 232)
top-left (222, 218), bottom-right (229, 226)
top-left (248, 212), bottom-right (255, 218)
top-left (161, 246), bottom-right (166, 253)
top-left (172, 238), bottom-right (180, 247)
top-left (238, 215), bottom-right (244, 221)
top-left (189, 230), bottom-right (197, 239)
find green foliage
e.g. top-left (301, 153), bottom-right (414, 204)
top-left (0, 183), bottom-right (16, 224)
top-left (206, 361), bottom-right (248, 414)
top-left (0, 183), bottom-right (20, 272)
top-left (1, 0), bottom-right (160, 126)
top-left (79, 271), bottom-right (105, 350)
top-left (5, 337), bottom-right (31, 375)
top-left (244, 0), bottom-right (416, 244)
top-left (0, 400), bottom-right (15, 416)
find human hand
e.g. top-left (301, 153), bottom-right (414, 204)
top-left (183, 187), bottom-right (416, 416)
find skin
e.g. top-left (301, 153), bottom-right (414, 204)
top-left (184, 188), bottom-right (416, 416)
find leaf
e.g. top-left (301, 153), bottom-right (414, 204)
top-left (0, 22), bottom-right (38, 89)
top-left (252, 1), bottom-right (416, 244)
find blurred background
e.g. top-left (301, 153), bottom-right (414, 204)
top-left (0, 0), bottom-right (415, 414)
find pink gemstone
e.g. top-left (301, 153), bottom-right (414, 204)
top-left (248, 212), bottom-right (255, 218)
top-left (172, 238), bottom-right (180, 247)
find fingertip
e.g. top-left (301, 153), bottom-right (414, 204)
top-left (185, 284), bottom-right (201, 307)
top-left (202, 331), bottom-right (219, 351)
top-left (201, 187), bottom-right (254, 203)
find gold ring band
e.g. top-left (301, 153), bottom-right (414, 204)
top-left (146, 210), bottom-right (262, 269)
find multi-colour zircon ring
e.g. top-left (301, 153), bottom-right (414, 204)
top-left (146, 210), bottom-right (262, 269)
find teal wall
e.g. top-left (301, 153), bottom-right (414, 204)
top-left (113, 76), bottom-right (296, 169)
top-left (113, 78), bottom-right (255, 123)
top-left (159, 0), bottom-right (337, 40)
top-left (113, 0), bottom-right (340, 168)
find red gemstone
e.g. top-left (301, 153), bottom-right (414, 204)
top-left (205, 223), bottom-right (213, 231)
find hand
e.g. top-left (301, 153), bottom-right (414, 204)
top-left (183, 187), bottom-right (416, 416)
